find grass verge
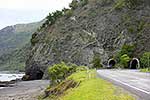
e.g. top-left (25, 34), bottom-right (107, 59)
top-left (42, 70), bottom-right (135, 100)
top-left (140, 68), bottom-right (150, 73)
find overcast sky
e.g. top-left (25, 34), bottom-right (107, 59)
top-left (0, 0), bottom-right (72, 29)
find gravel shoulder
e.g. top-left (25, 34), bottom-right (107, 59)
top-left (0, 80), bottom-right (49, 100)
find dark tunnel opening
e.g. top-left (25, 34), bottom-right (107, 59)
top-left (130, 59), bottom-right (138, 69)
top-left (108, 59), bottom-right (116, 68)
top-left (36, 70), bottom-right (44, 80)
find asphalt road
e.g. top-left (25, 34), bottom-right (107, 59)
top-left (97, 69), bottom-right (150, 100)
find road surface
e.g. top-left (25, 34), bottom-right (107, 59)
top-left (97, 69), bottom-right (150, 100)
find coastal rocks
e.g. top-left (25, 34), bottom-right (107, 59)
top-left (0, 80), bottom-right (16, 87)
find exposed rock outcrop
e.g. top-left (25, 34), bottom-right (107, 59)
top-left (25, 0), bottom-right (150, 79)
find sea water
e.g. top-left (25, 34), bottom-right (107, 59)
top-left (0, 71), bottom-right (25, 82)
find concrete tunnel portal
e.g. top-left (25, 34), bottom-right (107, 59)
top-left (130, 58), bottom-right (140, 69)
top-left (108, 59), bottom-right (116, 68)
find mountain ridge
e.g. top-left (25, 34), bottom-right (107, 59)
top-left (0, 20), bottom-right (44, 70)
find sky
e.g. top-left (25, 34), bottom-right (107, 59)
top-left (0, 0), bottom-right (72, 29)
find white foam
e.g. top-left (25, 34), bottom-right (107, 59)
top-left (0, 74), bottom-right (25, 82)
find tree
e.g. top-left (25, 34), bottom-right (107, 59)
top-left (120, 54), bottom-right (131, 68)
top-left (48, 62), bottom-right (69, 85)
top-left (120, 44), bottom-right (135, 57)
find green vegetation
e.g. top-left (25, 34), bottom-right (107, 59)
top-left (114, 0), bottom-right (141, 10)
top-left (31, 32), bottom-right (39, 46)
top-left (80, 0), bottom-right (88, 6)
top-left (69, 0), bottom-right (78, 10)
top-left (48, 62), bottom-right (71, 85)
top-left (120, 54), bottom-right (131, 68)
top-left (91, 54), bottom-right (103, 69)
top-left (41, 10), bottom-right (63, 29)
top-left (48, 62), bottom-right (87, 85)
top-left (40, 0), bottom-right (89, 30)
top-left (42, 70), bottom-right (135, 100)
top-left (0, 21), bottom-right (43, 71)
top-left (118, 44), bottom-right (135, 58)
top-left (0, 44), bottom-right (30, 71)
top-left (64, 9), bottom-right (73, 18)
top-left (115, 44), bottom-right (134, 68)
top-left (69, 0), bottom-right (88, 10)
top-left (140, 52), bottom-right (150, 68)
top-left (140, 68), bottom-right (150, 73)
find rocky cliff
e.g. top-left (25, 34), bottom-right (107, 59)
top-left (25, 0), bottom-right (150, 79)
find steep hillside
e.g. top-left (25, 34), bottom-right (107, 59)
top-left (0, 21), bottom-right (44, 71)
top-left (0, 43), bottom-right (31, 71)
top-left (0, 21), bottom-right (43, 56)
top-left (25, 0), bottom-right (150, 79)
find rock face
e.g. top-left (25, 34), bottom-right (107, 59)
top-left (25, 0), bottom-right (150, 79)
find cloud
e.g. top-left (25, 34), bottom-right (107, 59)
top-left (0, 0), bottom-right (73, 29)
top-left (0, 0), bottom-right (72, 10)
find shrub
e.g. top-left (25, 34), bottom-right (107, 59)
top-left (92, 55), bottom-right (103, 69)
top-left (117, 44), bottom-right (135, 59)
top-left (52, 10), bottom-right (63, 20)
top-left (31, 32), bottom-right (38, 46)
top-left (114, 0), bottom-right (141, 10)
top-left (140, 52), bottom-right (150, 68)
top-left (48, 62), bottom-right (70, 85)
top-left (48, 62), bottom-right (87, 85)
top-left (120, 54), bottom-right (131, 68)
top-left (80, 0), bottom-right (88, 6)
top-left (115, 44), bottom-right (135, 64)
top-left (64, 9), bottom-right (73, 18)
top-left (40, 10), bottom-right (63, 29)
top-left (46, 13), bottom-right (54, 25)
top-left (69, 0), bottom-right (78, 10)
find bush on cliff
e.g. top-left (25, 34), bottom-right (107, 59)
top-left (140, 52), bottom-right (150, 68)
top-left (115, 44), bottom-right (135, 68)
top-left (120, 54), bottom-right (131, 68)
top-left (114, 0), bottom-right (142, 10)
top-left (91, 54), bottom-right (103, 69)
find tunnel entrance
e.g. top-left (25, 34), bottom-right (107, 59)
top-left (130, 58), bottom-right (140, 69)
top-left (36, 70), bottom-right (44, 80)
top-left (108, 59), bottom-right (116, 68)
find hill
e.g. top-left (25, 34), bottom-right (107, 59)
top-left (0, 21), bottom-right (43, 56)
top-left (25, 0), bottom-right (150, 79)
top-left (0, 21), bottom-right (43, 71)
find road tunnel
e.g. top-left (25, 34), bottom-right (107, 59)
top-left (36, 70), bottom-right (44, 80)
top-left (108, 59), bottom-right (116, 68)
top-left (130, 58), bottom-right (140, 69)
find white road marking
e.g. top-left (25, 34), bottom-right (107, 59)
top-left (110, 77), bottom-right (150, 94)
top-left (97, 71), bottom-right (150, 95)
